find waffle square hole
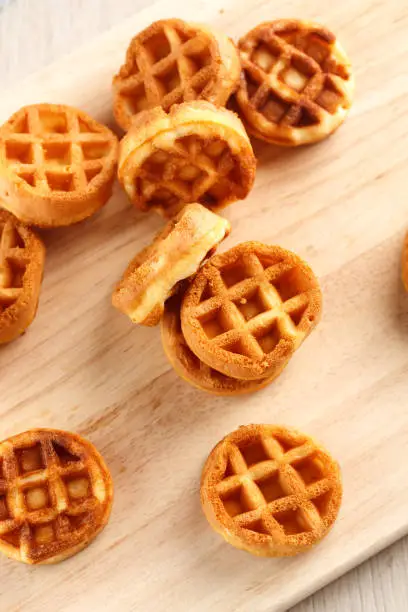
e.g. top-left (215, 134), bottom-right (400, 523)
top-left (280, 55), bottom-right (315, 92)
top-left (43, 142), bottom-right (71, 164)
top-left (221, 262), bottom-right (248, 288)
top-left (1, 528), bottom-right (21, 547)
top-left (235, 289), bottom-right (266, 321)
top-left (185, 47), bottom-right (212, 72)
top-left (199, 307), bottom-right (232, 339)
top-left (291, 454), bottom-right (325, 485)
top-left (298, 106), bottom-right (320, 128)
top-left (303, 34), bottom-right (330, 66)
top-left (0, 495), bottom-right (10, 521)
top-left (145, 30), bottom-right (171, 62)
top-left (287, 301), bottom-right (308, 327)
top-left (240, 439), bottom-right (269, 467)
top-left (273, 508), bottom-right (312, 535)
top-left (46, 172), bottom-right (75, 192)
top-left (256, 471), bottom-right (286, 503)
top-left (82, 141), bottom-right (110, 160)
top-left (252, 43), bottom-right (278, 73)
top-left (272, 268), bottom-right (307, 302)
top-left (17, 171), bottom-right (36, 187)
top-left (200, 281), bottom-right (214, 302)
top-left (66, 511), bottom-right (89, 530)
top-left (85, 166), bottom-right (103, 184)
top-left (316, 77), bottom-right (343, 114)
top-left (24, 485), bottom-right (51, 511)
top-left (311, 490), bottom-right (332, 518)
top-left (159, 63), bottom-right (181, 94)
top-left (254, 320), bottom-right (281, 354)
top-left (2, 259), bottom-right (26, 289)
top-left (34, 522), bottom-right (56, 545)
top-left (220, 485), bottom-right (253, 518)
top-left (78, 117), bottom-right (95, 133)
top-left (64, 474), bottom-right (91, 501)
top-left (177, 165), bottom-right (205, 184)
top-left (5, 141), bottom-right (33, 164)
top-left (274, 434), bottom-right (301, 454)
top-left (11, 114), bottom-right (29, 134)
top-left (123, 83), bottom-right (150, 115)
top-left (52, 442), bottom-right (80, 467)
top-left (259, 92), bottom-right (290, 124)
top-left (16, 444), bottom-right (45, 474)
top-left (205, 140), bottom-right (226, 159)
top-left (39, 111), bottom-right (68, 134)
top-left (244, 69), bottom-right (261, 99)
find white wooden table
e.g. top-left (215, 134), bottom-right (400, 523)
top-left (1, 1), bottom-right (407, 610)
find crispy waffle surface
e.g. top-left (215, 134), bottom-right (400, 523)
top-left (0, 104), bottom-right (119, 227)
top-left (236, 19), bottom-right (354, 145)
top-left (113, 18), bottom-right (241, 131)
top-left (201, 424), bottom-right (342, 556)
top-left (118, 101), bottom-right (256, 218)
top-left (0, 429), bottom-right (113, 565)
top-left (0, 209), bottom-right (45, 344)
top-left (112, 203), bottom-right (231, 326)
top-left (181, 242), bottom-right (322, 381)
top-left (161, 289), bottom-right (285, 395)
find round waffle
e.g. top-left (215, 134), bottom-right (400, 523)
top-left (0, 104), bottom-right (119, 227)
top-left (118, 101), bottom-right (256, 218)
top-left (181, 241), bottom-right (322, 380)
top-left (113, 18), bottom-right (241, 131)
top-left (201, 424), bottom-right (342, 556)
top-left (236, 20), bottom-right (354, 146)
top-left (161, 290), bottom-right (284, 395)
top-left (112, 203), bottom-right (231, 326)
top-left (0, 428), bottom-right (113, 565)
top-left (0, 209), bottom-right (45, 344)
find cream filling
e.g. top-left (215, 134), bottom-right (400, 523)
top-left (128, 219), bottom-right (229, 322)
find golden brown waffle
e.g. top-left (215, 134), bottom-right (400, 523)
top-left (0, 104), bottom-right (119, 227)
top-left (118, 101), bottom-right (256, 218)
top-left (236, 20), bottom-right (354, 146)
top-left (112, 203), bottom-right (230, 326)
top-left (0, 209), bottom-right (45, 344)
top-left (113, 19), bottom-right (241, 131)
top-left (201, 424), bottom-right (342, 556)
top-left (402, 232), bottom-right (408, 292)
top-left (181, 242), bottom-right (322, 380)
top-left (161, 290), bottom-right (284, 395)
top-left (0, 428), bottom-right (113, 565)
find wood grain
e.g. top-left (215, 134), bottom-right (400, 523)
top-left (1, 0), bottom-right (408, 611)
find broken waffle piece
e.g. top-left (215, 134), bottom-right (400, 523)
top-left (0, 209), bottom-right (45, 344)
top-left (181, 241), bottom-right (322, 381)
top-left (112, 203), bottom-right (230, 326)
top-left (0, 104), bottom-right (119, 227)
top-left (113, 18), bottom-right (241, 131)
top-left (0, 428), bottom-right (113, 564)
top-left (201, 424), bottom-right (342, 556)
top-left (118, 101), bottom-right (256, 218)
top-left (236, 19), bottom-right (354, 145)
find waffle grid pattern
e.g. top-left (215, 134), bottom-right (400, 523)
top-left (0, 106), bottom-right (114, 194)
top-left (191, 252), bottom-right (312, 359)
top-left (115, 22), bottom-right (216, 117)
top-left (239, 25), bottom-right (351, 132)
top-left (138, 136), bottom-right (242, 211)
top-left (217, 434), bottom-right (334, 539)
top-left (0, 435), bottom-right (99, 562)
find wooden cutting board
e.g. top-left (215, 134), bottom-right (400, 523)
top-left (1, 1), bottom-right (407, 610)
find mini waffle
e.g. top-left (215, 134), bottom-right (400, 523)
top-left (402, 232), bottom-right (408, 292)
top-left (0, 209), bottom-right (45, 344)
top-left (112, 203), bottom-right (230, 326)
top-left (161, 290), bottom-right (284, 395)
top-left (181, 242), bottom-right (322, 380)
top-left (0, 428), bottom-right (113, 565)
top-left (201, 424), bottom-right (342, 556)
top-left (118, 101), bottom-right (256, 218)
top-left (113, 18), bottom-right (241, 131)
top-left (236, 20), bottom-right (354, 145)
top-left (0, 104), bottom-right (119, 227)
